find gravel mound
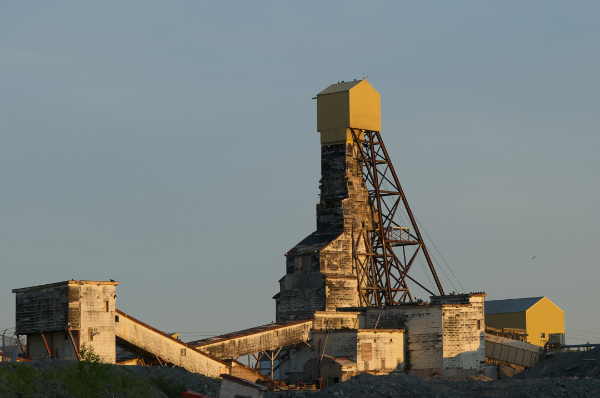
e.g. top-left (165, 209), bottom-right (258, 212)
top-left (517, 348), bottom-right (600, 379)
top-left (266, 370), bottom-right (600, 398)
top-left (124, 364), bottom-right (220, 396)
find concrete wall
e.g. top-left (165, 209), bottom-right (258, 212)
top-left (356, 330), bottom-right (405, 372)
top-left (285, 328), bottom-right (405, 383)
top-left (79, 283), bottom-right (117, 364)
top-left (362, 305), bottom-right (443, 374)
top-left (439, 296), bottom-right (485, 375)
top-left (219, 378), bottom-right (265, 398)
top-left (312, 312), bottom-right (360, 331)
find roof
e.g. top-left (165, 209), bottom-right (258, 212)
top-left (187, 319), bottom-right (313, 347)
top-left (12, 280), bottom-right (119, 293)
top-left (485, 297), bottom-right (544, 315)
top-left (328, 357), bottom-right (357, 367)
top-left (317, 80), bottom-right (363, 95)
top-left (285, 231), bottom-right (342, 256)
top-left (220, 374), bottom-right (268, 391)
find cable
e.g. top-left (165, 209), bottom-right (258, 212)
top-left (413, 215), bottom-right (466, 293)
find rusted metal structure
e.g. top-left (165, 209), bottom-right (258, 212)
top-left (349, 128), bottom-right (444, 306)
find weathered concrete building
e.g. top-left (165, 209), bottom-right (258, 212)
top-left (13, 280), bottom-right (119, 363)
top-left (9, 80), bottom-right (498, 386)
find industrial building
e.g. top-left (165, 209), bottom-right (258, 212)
top-left (485, 297), bottom-right (565, 347)
top-left (10, 80), bottom-right (546, 387)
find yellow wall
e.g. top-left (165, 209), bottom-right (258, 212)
top-left (485, 312), bottom-right (526, 331)
top-left (526, 297), bottom-right (564, 347)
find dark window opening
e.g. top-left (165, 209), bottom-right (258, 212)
top-left (105, 300), bottom-right (109, 312)
top-left (115, 315), bottom-right (120, 323)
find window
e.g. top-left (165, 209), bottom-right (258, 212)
top-left (181, 349), bottom-right (186, 356)
top-left (115, 315), bottom-right (120, 323)
top-left (541, 333), bottom-right (546, 339)
top-left (105, 300), bottom-right (109, 312)
top-left (477, 320), bottom-right (481, 330)
top-left (88, 328), bottom-right (94, 341)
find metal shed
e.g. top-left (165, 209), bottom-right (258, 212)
top-left (485, 296), bottom-right (564, 347)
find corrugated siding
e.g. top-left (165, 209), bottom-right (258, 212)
top-left (485, 312), bottom-right (526, 330)
top-left (317, 91), bottom-right (349, 133)
top-left (526, 297), bottom-right (564, 347)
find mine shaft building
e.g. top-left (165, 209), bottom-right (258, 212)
top-left (485, 296), bottom-right (564, 347)
top-left (273, 80), bottom-right (487, 381)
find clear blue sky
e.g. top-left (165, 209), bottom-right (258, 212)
top-left (1, 1), bottom-right (599, 344)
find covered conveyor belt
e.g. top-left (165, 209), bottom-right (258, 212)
top-left (188, 319), bottom-right (313, 360)
top-left (114, 309), bottom-right (230, 378)
top-left (485, 333), bottom-right (542, 368)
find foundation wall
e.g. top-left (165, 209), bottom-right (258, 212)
top-left (363, 306), bottom-right (443, 372)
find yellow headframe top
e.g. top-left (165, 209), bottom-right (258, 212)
top-left (316, 80), bottom-right (381, 145)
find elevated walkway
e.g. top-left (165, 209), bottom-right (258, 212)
top-left (114, 309), bottom-right (229, 378)
top-left (485, 333), bottom-right (542, 367)
top-left (188, 319), bottom-right (313, 360)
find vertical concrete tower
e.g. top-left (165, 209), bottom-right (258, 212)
top-left (275, 80), bottom-right (380, 322)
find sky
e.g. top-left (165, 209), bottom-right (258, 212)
top-left (1, 1), bottom-right (599, 345)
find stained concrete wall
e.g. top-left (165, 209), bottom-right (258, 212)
top-left (360, 305), bottom-right (443, 374)
top-left (285, 328), bottom-right (405, 383)
top-left (438, 295), bottom-right (485, 375)
top-left (79, 283), bottom-right (118, 363)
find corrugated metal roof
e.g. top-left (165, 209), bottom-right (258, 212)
top-left (317, 80), bottom-right (362, 95)
top-left (485, 297), bottom-right (544, 315)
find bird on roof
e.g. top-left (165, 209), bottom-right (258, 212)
top-left (110, 279), bottom-right (114, 282)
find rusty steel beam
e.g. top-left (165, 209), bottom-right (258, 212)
top-left (41, 333), bottom-right (52, 359)
top-left (350, 128), bottom-right (445, 306)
